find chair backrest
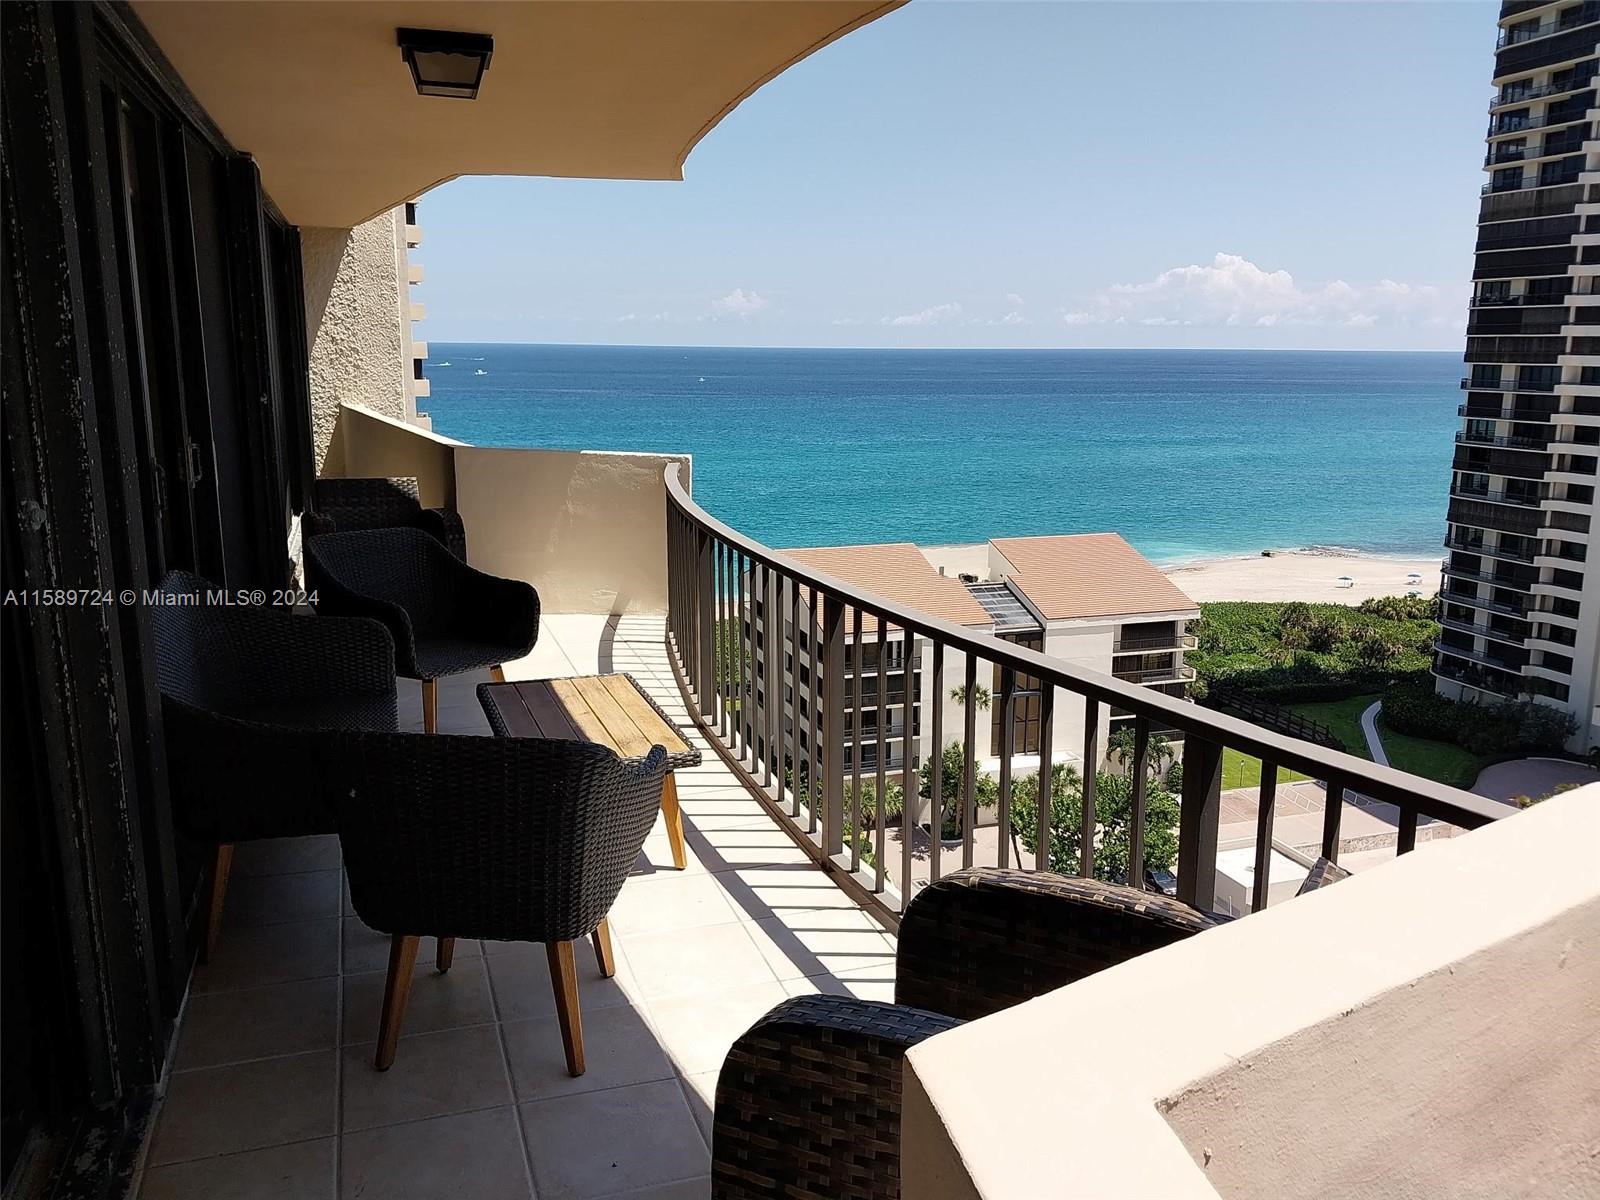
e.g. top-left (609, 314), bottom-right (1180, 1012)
top-left (304, 527), bottom-right (456, 636)
top-left (336, 733), bottom-right (668, 945)
top-left (894, 868), bottom-right (1217, 1022)
top-left (312, 477), bottom-right (423, 533)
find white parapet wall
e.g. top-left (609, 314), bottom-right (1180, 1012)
top-left (322, 403), bottom-right (689, 616)
top-left (453, 445), bottom-right (689, 616)
top-left (902, 785), bottom-right (1600, 1200)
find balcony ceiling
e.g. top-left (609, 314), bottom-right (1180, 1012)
top-left (131, 0), bottom-right (902, 227)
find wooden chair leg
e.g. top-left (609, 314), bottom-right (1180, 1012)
top-left (200, 843), bottom-right (234, 964)
top-left (590, 919), bottom-right (616, 979)
top-left (489, 664), bottom-right (506, 683)
top-left (375, 934), bottom-right (421, 1071)
top-left (436, 936), bottom-right (455, 973)
top-left (546, 941), bottom-right (585, 1076)
top-left (660, 773), bottom-right (687, 870)
top-left (422, 679), bottom-right (437, 734)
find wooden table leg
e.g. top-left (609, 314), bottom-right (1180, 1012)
top-left (489, 665), bottom-right (505, 683)
top-left (660, 773), bottom-right (687, 870)
top-left (436, 936), bottom-right (455, 973)
top-left (422, 679), bottom-right (437, 735)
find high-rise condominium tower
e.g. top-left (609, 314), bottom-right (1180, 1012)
top-left (1437, 2), bottom-right (1599, 753)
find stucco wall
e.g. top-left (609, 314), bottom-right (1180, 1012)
top-left (301, 208), bottom-right (412, 473)
top-left (324, 404), bottom-right (459, 510)
top-left (453, 446), bottom-right (689, 615)
top-left (901, 786), bottom-right (1600, 1200)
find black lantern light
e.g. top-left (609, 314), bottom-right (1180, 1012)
top-left (397, 28), bottom-right (494, 100)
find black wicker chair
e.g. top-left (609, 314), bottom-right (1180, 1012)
top-left (306, 476), bottom-right (467, 559)
top-left (333, 733), bottom-right (668, 1073)
top-left (304, 527), bottom-right (541, 732)
top-left (711, 868), bottom-right (1218, 1199)
top-left (150, 570), bottom-right (399, 961)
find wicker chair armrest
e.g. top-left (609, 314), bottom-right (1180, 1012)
top-left (434, 547), bottom-right (540, 653)
top-left (418, 507), bottom-right (468, 559)
top-left (237, 609), bottom-right (398, 716)
top-left (713, 995), bottom-right (964, 1200)
top-left (304, 537), bottom-right (418, 661)
top-left (894, 867), bottom-right (1218, 1022)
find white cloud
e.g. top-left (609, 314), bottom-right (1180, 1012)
top-left (712, 288), bottom-right (769, 318)
top-left (883, 301), bottom-right (963, 327)
top-left (1004, 292), bottom-right (1026, 309)
top-left (1059, 253), bottom-right (1462, 332)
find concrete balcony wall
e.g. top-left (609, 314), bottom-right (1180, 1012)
top-left (902, 786), bottom-right (1600, 1200)
top-left (454, 445), bottom-right (689, 616)
top-left (324, 403), bottom-right (688, 615)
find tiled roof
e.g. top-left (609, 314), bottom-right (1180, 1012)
top-left (784, 543), bottom-right (993, 633)
top-left (989, 534), bottom-right (1198, 621)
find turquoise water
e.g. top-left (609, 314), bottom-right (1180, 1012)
top-left (423, 344), bottom-right (1458, 563)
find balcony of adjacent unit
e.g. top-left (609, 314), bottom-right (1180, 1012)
top-left (1535, 536), bottom-right (1590, 567)
top-left (1478, 179), bottom-right (1584, 222)
top-left (1439, 602), bottom-right (1531, 647)
top-left (1443, 527), bottom-right (1541, 563)
top-left (1482, 124), bottom-right (1595, 167)
top-left (1109, 652), bottom-right (1197, 686)
top-left (1464, 303), bottom-right (1572, 337)
top-left (1479, 155), bottom-right (1588, 197)
top-left (1488, 57), bottom-right (1597, 109)
top-left (1111, 620), bottom-right (1197, 654)
top-left (1487, 96), bottom-right (1597, 138)
top-left (1468, 278), bottom-right (1573, 306)
top-left (1460, 362), bottom-right (1562, 391)
top-left (1531, 590), bottom-right (1588, 630)
top-left (1430, 647), bottom-right (1525, 697)
top-left (1496, 17), bottom-right (1600, 75)
top-left (1496, 1), bottom-right (1600, 48)
top-left (1439, 572), bottom-right (1533, 617)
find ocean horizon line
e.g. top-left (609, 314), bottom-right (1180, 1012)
top-left (426, 340), bottom-right (1463, 357)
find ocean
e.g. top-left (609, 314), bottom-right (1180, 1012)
top-left (422, 344), bottom-right (1459, 564)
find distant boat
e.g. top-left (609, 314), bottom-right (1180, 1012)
top-left (436, 361), bottom-right (451, 367)
top-left (474, 368), bottom-right (488, 376)
top-left (698, 376), bottom-right (706, 383)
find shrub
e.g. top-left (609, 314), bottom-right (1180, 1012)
top-left (1358, 594), bottom-right (1436, 622)
top-left (1007, 765), bottom-right (1181, 883)
top-left (1382, 681), bottom-right (1577, 755)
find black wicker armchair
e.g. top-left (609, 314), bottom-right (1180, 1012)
top-left (333, 733), bottom-right (668, 1073)
top-left (304, 527), bottom-right (541, 732)
top-left (150, 570), bottom-right (399, 961)
top-left (712, 868), bottom-right (1218, 1199)
top-left (306, 475), bottom-right (467, 559)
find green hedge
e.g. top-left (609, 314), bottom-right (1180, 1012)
top-left (1188, 599), bottom-right (1436, 704)
top-left (1383, 680), bottom-right (1576, 755)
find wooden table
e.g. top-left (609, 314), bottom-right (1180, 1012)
top-left (478, 674), bottom-right (701, 869)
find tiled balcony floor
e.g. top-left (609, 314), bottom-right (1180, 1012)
top-left (136, 615), bottom-right (896, 1200)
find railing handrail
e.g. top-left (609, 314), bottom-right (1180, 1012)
top-left (664, 463), bottom-right (1507, 828)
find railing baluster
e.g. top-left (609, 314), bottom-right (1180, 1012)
top-left (997, 666), bottom-right (1015, 869)
top-left (900, 628), bottom-right (916, 911)
top-left (849, 606), bottom-right (862, 874)
top-left (1252, 762), bottom-right (1279, 913)
top-left (928, 642), bottom-right (945, 883)
top-left (808, 586), bottom-right (821, 835)
top-left (961, 653), bottom-right (977, 869)
top-left (720, 544), bottom-right (732, 742)
top-left (1397, 806), bottom-right (1418, 855)
top-left (821, 593), bottom-right (844, 857)
top-left (1176, 736), bottom-right (1223, 912)
top-left (737, 552), bottom-right (750, 764)
top-left (1079, 698), bottom-right (1099, 879)
top-left (875, 617), bottom-right (888, 894)
top-left (1127, 717), bottom-right (1149, 890)
top-left (788, 579), bottom-right (802, 818)
top-left (1035, 684), bottom-right (1053, 872)
top-left (696, 528), bottom-right (714, 714)
top-left (1321, 779), bottom-right (1345, 864)
top-left (766, 566), bottom-right (781, 789)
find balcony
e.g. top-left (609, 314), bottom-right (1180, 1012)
top-left (1112, 632), bottom-right (1199, 653)
top-left (1455, 430), bottom-right (1551, 449)
top-left (1487, 71), bottom-right (1597, 110)
top-left (1449, 482), bottom-right (1545, 506)
top-left (1111, 663), bottom-right (1199, 685)
top-left (1495, 2), bottom-right (1600, 48)
top-left (1444, 533), bottom-right (1539, 561)
top-left (1439, 613), bottom-right (1529, 644)
top-left (138, 614), bottom-right (899, 1199)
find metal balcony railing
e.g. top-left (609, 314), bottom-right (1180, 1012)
top-left (1481, 169), bottom-right (1585, 195)
top-left (1439, 614), bottom-right (1529, 644)
top-left (1451, 483), bottom-right (1546, 506)
top-left (1488, 72), bottom-right (1597, 111)
top-left (1457, 403), bottom-right (1555, 421)
top-left (1456, 430), bottom-right (1551, 449)
top-left (1444, 533), bottom-right (1539, 561)
top-left (1496, 3), bottom-right (1600, 48)
top-left (665, 463), bottom-right (1506, 922)
top-left (1112, 664), bottom-right (1198, 685)
top-left (1111, 633), bottom-right (1199, 653)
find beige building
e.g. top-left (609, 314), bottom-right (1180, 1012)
top-left (766, 535), bottom-right (1200, 806)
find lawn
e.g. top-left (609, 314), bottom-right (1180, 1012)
top-left (1286, 692), bottom-right (1490, 790)
top-left (1220, 749), bottom-right (1311, 790)
top-left (1375, 719), bottom-right (1493, 790)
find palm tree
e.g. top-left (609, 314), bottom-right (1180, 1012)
top-left (1106, 725), bottom-right (1175, 778)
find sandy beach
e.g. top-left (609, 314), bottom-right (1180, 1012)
top-left (1163, 550), bottom-right (1443, 605)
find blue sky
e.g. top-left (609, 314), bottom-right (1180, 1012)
top-left (416, 0), bottom-right (1498, 351)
